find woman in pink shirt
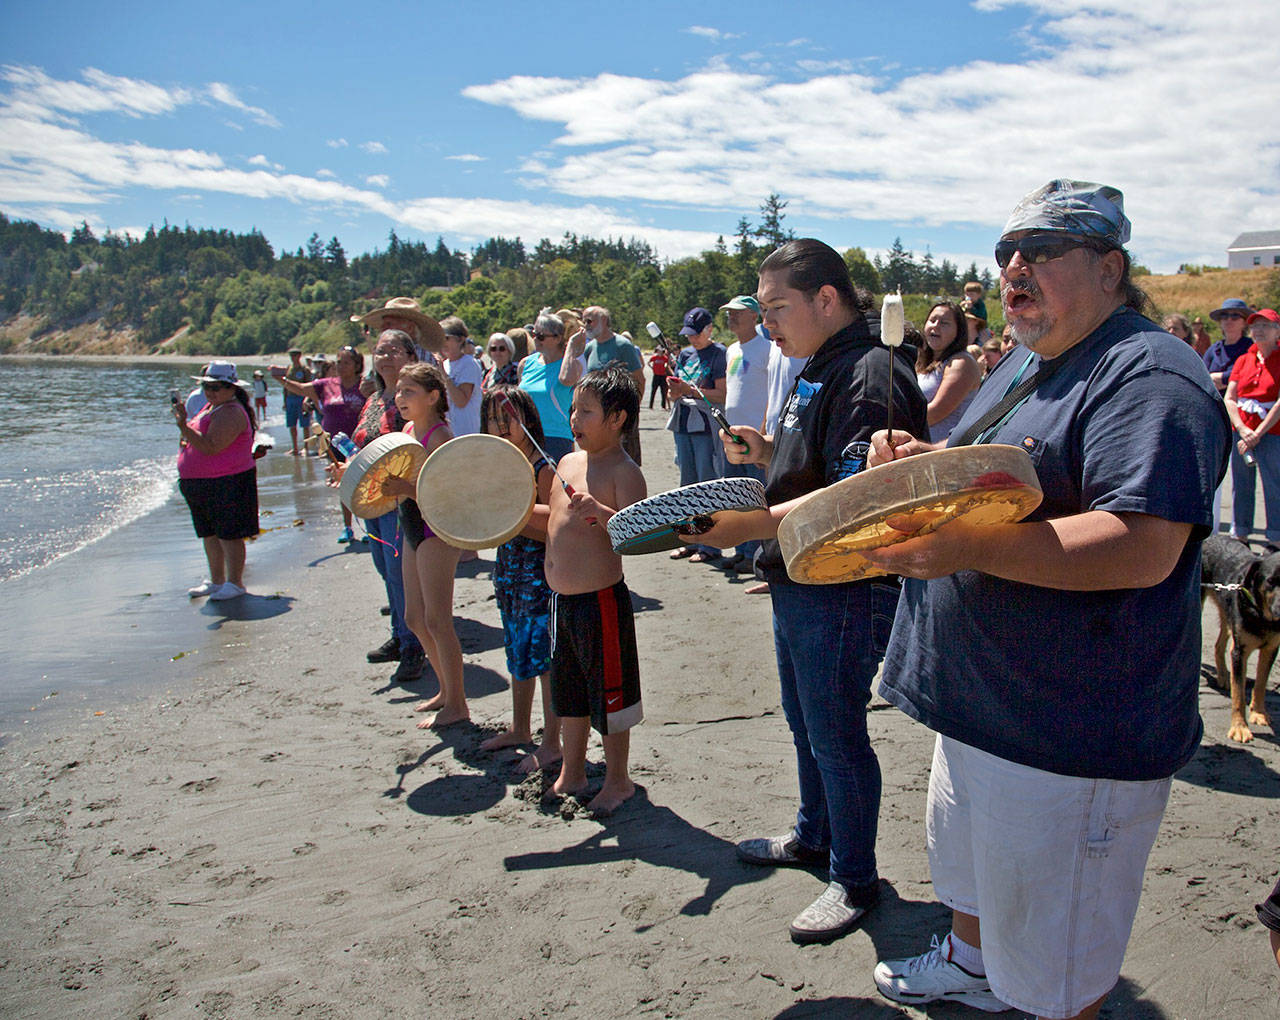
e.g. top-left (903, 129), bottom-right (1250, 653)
top-left (173, 361), bottom-right (259, 600)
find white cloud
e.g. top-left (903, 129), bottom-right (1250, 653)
top-left (206, 82), bottom-right (279, 128)
top-left (326, 137), bottom-right (348, 149)
top-left (0, 82), bottom-right (719, 260)
top-left (464, 1), bottom-right (1280, 269)
top-left (365, 174), bottom-right (390, 187)
top-left (248, 153), bottom-right (283, 170)
top-left (446, 153), bottom-right (485, 162)
top-left (360, 141), bottom-right (387, 155)
top-left (685, 26), bottom-right (742, 41)
top-left (796, 59), bottom-right (854, 74)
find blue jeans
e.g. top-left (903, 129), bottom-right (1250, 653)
top-left (723, 460), bottom-right (765, 560)
top-left (1231, 434), bottom-right (1280, 541)
top-left (771, 578), bottom-right (898, 889)
top-left (366, 509), bottom-right (419, 652)
top-left (674, 429), bottom-right (721, 555)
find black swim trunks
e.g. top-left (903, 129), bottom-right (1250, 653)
top-left (550, 578), bottom-right (642, 735)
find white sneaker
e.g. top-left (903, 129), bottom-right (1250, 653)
top-left (208, 581), bottom-right (247, 601)
top-left (873, 933), bottom-right (1010, 1012)
top-left (188, 579), bottom-right (216, 598)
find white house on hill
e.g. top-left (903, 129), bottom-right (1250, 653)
top-left (1228, 230), bottom-right (1280, 270)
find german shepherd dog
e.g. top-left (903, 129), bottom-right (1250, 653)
top-left (1201, 534), bottom-right (1280, 743)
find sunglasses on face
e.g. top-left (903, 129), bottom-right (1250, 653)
top-left (488, 346), bottom-right (505, 352)
top-left (202, 381), bottom-right (230, 391)
top-left (994, 234), bottom-right (1109, 269)
top-left (1218, 313), bottom-right (1246, 321)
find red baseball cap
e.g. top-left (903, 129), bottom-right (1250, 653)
top-left (1247, 308), bottom-right (1280, 326)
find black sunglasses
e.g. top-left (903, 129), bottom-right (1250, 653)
top-left (994, 234), bottom-right (1110, 269)
top-left (1217, 313), bottom-right (1246, 321)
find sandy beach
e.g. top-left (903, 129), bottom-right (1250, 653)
top-left (2, 402), bottom-right (1279, 1019)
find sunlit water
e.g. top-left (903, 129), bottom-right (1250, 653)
top-left (0, 357), bottom-right (280, 582)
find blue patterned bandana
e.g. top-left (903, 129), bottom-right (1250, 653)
top-left (1001, 180), bottom-right (1131, 247)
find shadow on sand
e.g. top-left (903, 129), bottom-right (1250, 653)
top-left (200, 593), bottom-right (294, 628)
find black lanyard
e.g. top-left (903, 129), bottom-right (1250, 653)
top-left (954, 350), bottom-right (1064, 447)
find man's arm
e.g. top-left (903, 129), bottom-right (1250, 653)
top-left (559, 334), bottom-right (588, 387)
top-left (861, 510), bottom-right (1192, 590)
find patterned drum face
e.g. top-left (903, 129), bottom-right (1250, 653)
top-left (606, 477), bottom-right (769, 555)
top-left (339, 433), bottom-right (429, 519)
top-left (777, 444), bottom-right (1042, 584)
top-left (416, 434), bottom-right (535, 551)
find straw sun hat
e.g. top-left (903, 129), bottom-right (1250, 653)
top-left (349, 296), bottom-right (445, 351)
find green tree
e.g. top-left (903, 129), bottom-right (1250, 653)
top-left (843, 247), bottom-right (882, 293)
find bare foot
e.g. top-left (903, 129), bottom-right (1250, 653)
top-left (745, 581), bottom-right (770, 595)
top-left (418, 705), bottom-right (470, 730)
top-left (480, 729), bottom-right (532, 752)
top-left (546, 777), bottom-right (588, 801)
top-left (1249, 709), bottom-right (1272, 729)
top-left (515, 745), bottom-right (563, 775)
top-left (587, 780), bottom-right (636, 817)
top-left (414, 695), bottom-right (445, 713)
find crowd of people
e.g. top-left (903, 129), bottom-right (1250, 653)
top-left (168, 177), bottom-right (1280, 1017)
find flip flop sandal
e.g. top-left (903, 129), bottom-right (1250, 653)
top-left (669, 547), bottom-right (695, 559)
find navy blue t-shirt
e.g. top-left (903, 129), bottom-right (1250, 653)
top-left (1203, 336), bottom-right (1252, 388)
top-left (672, 343), bottom-right (727, 433)
top-left (879, 308), bottom-right (1230, 781)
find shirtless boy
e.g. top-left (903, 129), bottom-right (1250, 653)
top-left (543, 366), bottom-right (647, 815)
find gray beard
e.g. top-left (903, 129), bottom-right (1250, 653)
top-left (1002, 280), bottom-right (1052, 350)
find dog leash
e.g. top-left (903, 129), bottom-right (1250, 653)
top-left (1200, 581), bottom-right (1257, 611)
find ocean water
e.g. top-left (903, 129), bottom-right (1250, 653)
top-left (0, 357), bottom-right (267, 582)
top-left (0, 356), bottom-right (353, 737)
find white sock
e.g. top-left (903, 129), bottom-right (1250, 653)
top-left (946, 931), bottom-right (986, 976)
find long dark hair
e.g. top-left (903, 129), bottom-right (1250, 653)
top-left (915, 301), bottom-right (970, 373)
top-left (481, 385), bottom-right (546, 450)
top-left (233, 384), bottom-right (257, 430)
top-left (759, 239), bottom-right (860, 314)
top-left (397, 362), bottom-right (449, 416)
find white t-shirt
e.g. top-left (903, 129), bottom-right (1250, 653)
top-left (444, 355), bottom-right (483, 436)
top-left (725, 330), bottom-right (772, 429)
top-left (765, 342), bottom-right (807, 434)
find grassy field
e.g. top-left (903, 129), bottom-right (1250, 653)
top-left (1140, 266), bottom-right (1277, 321)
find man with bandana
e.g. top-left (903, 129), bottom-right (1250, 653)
top-left (864, 181), bottom-right (1229, 1020)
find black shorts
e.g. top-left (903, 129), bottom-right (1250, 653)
top-left (179, 468), bottom-right (259, 540)
top-left (550, 578), bottom-right (642, 734)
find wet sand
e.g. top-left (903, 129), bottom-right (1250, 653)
top-left (1, 403), bottom-right (1278, 1018)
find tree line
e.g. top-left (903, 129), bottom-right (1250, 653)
top-left (0, 196), bottom-right (993, 356)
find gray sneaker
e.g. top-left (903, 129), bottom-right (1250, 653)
top-left (736, 833), bottom-right (828, 868)
top-left (789, 880), bottom-right (876, 944)
top-left (873, 933), bottom-right (1011, 1012)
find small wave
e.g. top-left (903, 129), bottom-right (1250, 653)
top-left (0, 455), bottom-right (178, 582)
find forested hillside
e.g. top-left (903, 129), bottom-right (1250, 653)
top-left (0, 196), bottom-right (1001, 356)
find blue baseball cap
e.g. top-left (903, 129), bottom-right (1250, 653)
top-left (680, 307), bottom-right (714, 336)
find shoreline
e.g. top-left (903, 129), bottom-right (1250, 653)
top-left (1, 406), bottom-right (1278, 1018)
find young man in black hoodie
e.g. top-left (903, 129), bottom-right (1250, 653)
top-left (686, 238), bottom-right (928, 943)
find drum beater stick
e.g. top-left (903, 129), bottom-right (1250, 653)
top-left (880, 290), bottom-right (906, 452)
top-left (496, 393), bottom-right (597, 525)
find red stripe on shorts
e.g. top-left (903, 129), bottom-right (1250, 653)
top-left (597, 585), bottom-right (624, 714)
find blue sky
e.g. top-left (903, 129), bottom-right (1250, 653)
top-left (2, 0), bottom-right (1277, 274)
